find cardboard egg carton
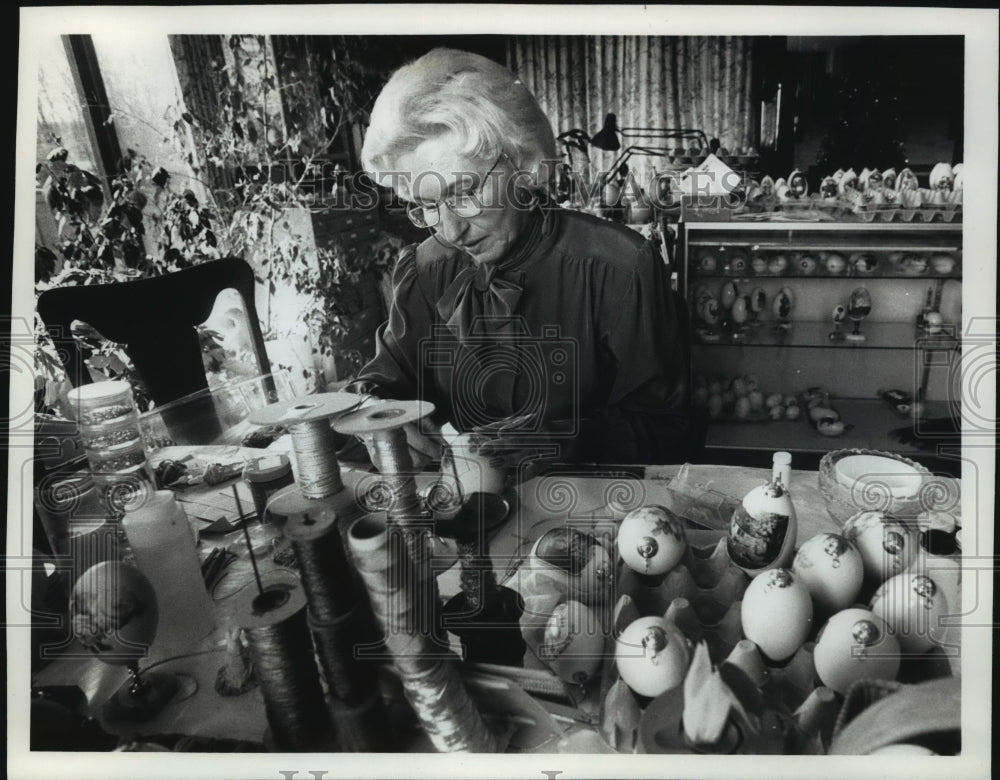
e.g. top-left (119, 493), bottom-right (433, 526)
top-left (600, 536), bottom-right (836, 754)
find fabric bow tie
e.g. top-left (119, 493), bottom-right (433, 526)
top-left (436, 257), bottom-right (526, 341)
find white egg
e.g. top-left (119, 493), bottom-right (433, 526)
top-left (792, 533), bottom-right (864, 613)
top-left (842, 511), bottom-right (917, 583)
top-left (825, 254), bottom-right (846, 274)
top-left (699, 252), bottom-right (718, 272)
top-left (751, 255), bottom-right (768, 275)
top-left (798, 255), bottom-right (817, 275)
top-left (784, 405), bottom-right (801, 421)
top-left (740, 568), bottom-right (812, 661)
top-left (814, 608), bottom-right (899, 694)
top-left (615, 616), bottom-right (690, 697)
top-left (618, 505), bottom-right (687, 576)
top-left (870, 572), bottom-right (949, 653)
top-left (767, 254), bottom-right (788, 274)
top-left (538, 600), bottom-right (604, 685)
top-left (720, 281), bottom-right (738, 310)
top-left (731, 296), bottom-right (749, 325)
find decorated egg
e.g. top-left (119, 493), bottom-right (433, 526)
top-left (748, 390), bottom-right (765, 411)
top-left (759, 176), bottom-right (775, 197)
top-left (882, 168), bottom-right (897, 190)
top-left (842, 511), bottom-right (917, 584)
top-left (699, 297), bottom-right (721, 326)
top-left (731, 377), bottom-right (748, 397)
top-left (788, 169), bottom-right (808, 198)
top-left (929, 162), bottom-right (954, 191)
top-left (531, 527), bottom-right (614, 603)
top-left (848, 287), bottom-right (872, 318)
top-left (731, 296), bottom-right (749, 325)
top-left (538, 600), bottom-right (604, 684)
top-left (729, 253), bottom-right (748, 274)
top-left (740, 568), bottom-right (813, 661)
top-left (838, 169), bottom-right (858, 196)
top-left (734, 397), bottom-right (752, 420)
top-left (870, 572), bottom-right (949, 653)
top-left (767, 254), bottom-right (788, 274)
top-left (851, 253), bottom-right (877, 274)
top-left (819, 176), bottom-right (839, 199)
top-left (719, 281), bottom-right (738, 310)
top-left (866, 169), bottom-right (884, 192)
top-left (699, 252), bottom-right (718, 273)
top-left (817, 419), bottom-right (846, 437)
top-left (896, 168), bottom-right (919, 191)
top-left (707, 394), bottom-right (724, 419)
top-left (617, 505), bottom-right (687, 576)
top-left (765, 393), bottom-right (783, 409)
top-left (71, 562), bottom-right (159, 665)
top-left (726, 474), bottom-right (798, 575)
top-left (793, 533), bottom-right (864, 613)
top-left (751, 254), bottom-right (768, 275)
top-left (797, 255), bottom-right (817, 275)
top-left (750, 287), bottom-right (767, 313)
top-left (769, 405), bottom-right (785, 421)
top-left (615, 616), bottom-right (691, 697)
top-left (814, 608), bottom-right (899, 695)
top-left (744, 374), bottom-right (759, 391)
top-left (772, 287), bottom-right (794, 321)
top-left (832, 304), bottom-right (847, 323)
top-left (784, 404), bottom-right (801, 421)
top-left (825, 253), bottom-right (846, 274)
top-left (931, 253), bottom-right (955, 274)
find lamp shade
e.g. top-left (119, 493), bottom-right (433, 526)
top-left (590, 113), bottom-right (620, 151)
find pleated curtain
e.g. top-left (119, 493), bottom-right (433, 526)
top-left (507, 36), bottom-right (758, 188)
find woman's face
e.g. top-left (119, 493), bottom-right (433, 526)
top-left (388, 136), bottom-right (532, 265)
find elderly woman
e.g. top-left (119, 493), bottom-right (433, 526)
top-left (346, 48), bottom-right (693, 465)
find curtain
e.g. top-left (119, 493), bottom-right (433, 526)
top-left (507, 36), bottom-right (759, 188)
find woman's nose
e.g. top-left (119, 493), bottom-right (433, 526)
top-left (435, 207), bottom-right (470, 244)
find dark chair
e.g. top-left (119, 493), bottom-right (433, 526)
top-left (37, 257), bottom-right (273, 441)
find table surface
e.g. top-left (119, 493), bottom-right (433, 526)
top-left (33, 453), bottom-right (954, 751)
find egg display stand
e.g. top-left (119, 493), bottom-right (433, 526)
top-left (599, 535), bottom-right (837, 754)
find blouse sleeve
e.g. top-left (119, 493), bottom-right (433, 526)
top-left (579, 239), bottom-right (694, 464)
top-left (344, 245), bottom-right (431, 400)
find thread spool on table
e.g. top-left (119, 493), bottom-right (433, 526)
top-left (282, 505), bottom-right (389, 751)
top-left (234, 581), bottom-right (337, 752)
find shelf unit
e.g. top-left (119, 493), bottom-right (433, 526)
top-left (680, 221), bottom-right (963, 474)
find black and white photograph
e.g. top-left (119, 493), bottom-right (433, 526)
top-left (7, 5), bottom-right (997, 780)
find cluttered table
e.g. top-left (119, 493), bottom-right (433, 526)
top-left (33, 422), bottom-right (962, 755)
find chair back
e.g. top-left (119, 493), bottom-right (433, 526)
top-left (37, 257), bottom-right (273, 440)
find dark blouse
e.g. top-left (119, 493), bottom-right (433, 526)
top-left (348, 206), bottom-right (693, 464)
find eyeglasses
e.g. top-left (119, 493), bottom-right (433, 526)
top-left (405, 155), bottom-right (504, 229)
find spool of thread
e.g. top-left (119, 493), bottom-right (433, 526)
top-left (121, 490), bottom-right (215, 655)
top-left (349, 512), bottom-right (496, 753)
top-left (284, 506), bottom-right (385, 722)
top-left (243, 455), bottom-right (295, 524)
top-left (235, 582), bottom-right (337, 752)
top-left (289, 419), bottom-right (344, 499)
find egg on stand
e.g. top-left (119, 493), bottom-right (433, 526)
top-left (70, 561), bottom-right (182, 723)
top-left (845, 287), bottom-right (872, 343)
top-left (740, 568), bottom-right (813, 663)
top-left (771, 286), bottom-right (795, 333)
top-left (748, 287), bottom-right (767, 328)
top-left (828, 303), bottom-right (848, 342)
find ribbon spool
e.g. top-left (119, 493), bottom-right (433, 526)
top-left (333, 399), bottom-right (436, 524)
top-left (282, 505), bottom-right (389, 751)
top-left (349, 512), bottom-right (497, 753)
top-left (234, 581), bottom-right (337, 752)
top-left (334, 400), bottom-right (440, 639)
top-left (249, 392), bottom-right (361, 500)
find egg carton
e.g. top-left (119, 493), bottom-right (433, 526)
top-left (598, 537), bottom-right (836, 754)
